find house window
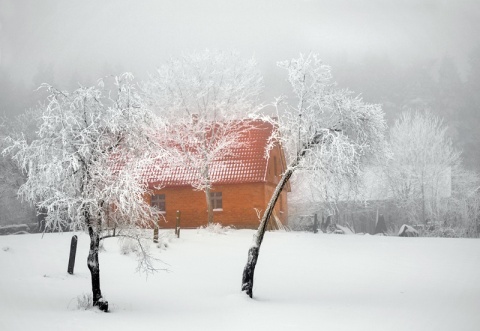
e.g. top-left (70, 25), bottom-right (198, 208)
top-left (151, 194), bottom-right (166, 212)
top-left (210, 192), bottom-right (223, 210)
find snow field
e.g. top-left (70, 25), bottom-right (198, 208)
top-left (0, 229), bottom-right (479, 331)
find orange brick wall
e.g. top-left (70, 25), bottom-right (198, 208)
top-left (144, 143), bottom-right (289, 229)
top-left (264, 183), bottom-right (288, 225)
top-left (264, 143), bottom-right (289, 225)
top-left (147, 182), bottom-right (271, 229)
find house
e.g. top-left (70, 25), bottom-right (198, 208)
top-left (144, 120), bottom-right (290, 229)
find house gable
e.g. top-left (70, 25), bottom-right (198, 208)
top-left (265, 142), bottom-right (291, 192)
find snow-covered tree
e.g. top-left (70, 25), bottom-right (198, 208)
top-left (3, 74), bottom-right (167, 311)
top-left (0, 109), bottom-right (40, 225)
top-left (446, 167), bottom-right (480, 237)
top-left (142, 50), bottom-right (264, 225)
top-left (384, 111), bottom-right (463, 226)
top-left (241, 53), bottom-right (387, 298)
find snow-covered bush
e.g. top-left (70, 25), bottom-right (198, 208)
top-left (156, 230), bottom-right (175, 250)
top-left (75, 293), bottom-right (93, 310)
top-left (116, 232), bottom-right (165, 274)
top-left (120, 237), bottom-right (139, 255)
top-left (198, 222), bottom-right (232, 235)
top-left (423, 223), bottom-right (459, 238)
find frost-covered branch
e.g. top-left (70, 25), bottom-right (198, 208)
top-left (242, 53), bottom-right (387, 298)
top-left (3, 73), bottom-right (172, 311)
top-left (269, 54), bottom-right (387, 210)
top-left (142, 50), bottom-right (265, 224)
top-left (384, 111), bottom-right (464, 226)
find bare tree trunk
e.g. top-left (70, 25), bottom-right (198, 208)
top-left (241, 168), bottom-right (293, 298)
top-left (205, 187), bottom-right (214, 225)
top-left (87, 225), bottom-right (108, 312)
top-left (241, 130), bottom-right (327, 298)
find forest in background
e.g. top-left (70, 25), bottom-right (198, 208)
top-left (1, 48), bottom-right (480, 235)
top-left (2, 48), bottom-right (479, 169)
top-left (330, 47), bottom-right (480, 172)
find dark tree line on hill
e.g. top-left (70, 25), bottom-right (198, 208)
top-left (330, 46), bottom-right (480, 172)
top-left (3, 47), bottom-right (480, 175)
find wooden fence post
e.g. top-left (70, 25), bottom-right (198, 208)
top-left (153, 221), bottom-right (159, 243)
top-left (175, 210), bottom-right (181, 238)
top-left (67, 235), bottom-right (78, 274)
top-left (313, 213), bottom-right (318, 233)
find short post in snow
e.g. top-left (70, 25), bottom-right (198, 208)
top-left (153, 222), bottom-right (159, 243)
top-left (67, 235), bottom-right (78, 274)
top-left (313, 213), bottom-right (318, 233)
top-left (175, 210), bottom-right (181, 238)
top-left (321, 215), bottom-right (331, 233)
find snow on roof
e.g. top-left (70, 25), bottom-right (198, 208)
top-left (145, 119), bottom-right (276, 188)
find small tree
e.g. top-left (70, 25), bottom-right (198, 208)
top-left (143, 50), bottom-right (264, 224)
top-left (4, 74), bottom-right (166, 311)
top-left (241, 53), bottom-right (387, 298)
top-left (0, 109), bottom-right (40, 225)
top-left (384, 111), bottom-right (461, 225)
top-left (384, 111), bottom-right (479, 236)
top-left (447, 168), bottom-right (480, 237)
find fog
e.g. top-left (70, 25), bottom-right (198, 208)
top-left (1, 0), bottom-right (480, 166)
top-left (1, 0), bottom-right (478, 86)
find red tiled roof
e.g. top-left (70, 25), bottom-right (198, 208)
top-left (145, 120), bottom-right (275, 188)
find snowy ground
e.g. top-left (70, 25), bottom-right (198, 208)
top-left (1, 229), bottom-right (479, 331)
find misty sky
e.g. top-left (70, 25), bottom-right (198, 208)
top-left (1, 0), bottom-right (479, 97)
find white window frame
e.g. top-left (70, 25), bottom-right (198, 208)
top-left (210, 192), bottom-right (223, 211)
top-left (151, 194), bottom-right (166, 213)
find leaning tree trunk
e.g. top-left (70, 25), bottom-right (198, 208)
top-left (87, 225), bottom-right (109, 312)
top-left (241, 167), bottom-right (294, 298)
top-left (241, 130), bottom-right (326, 298)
